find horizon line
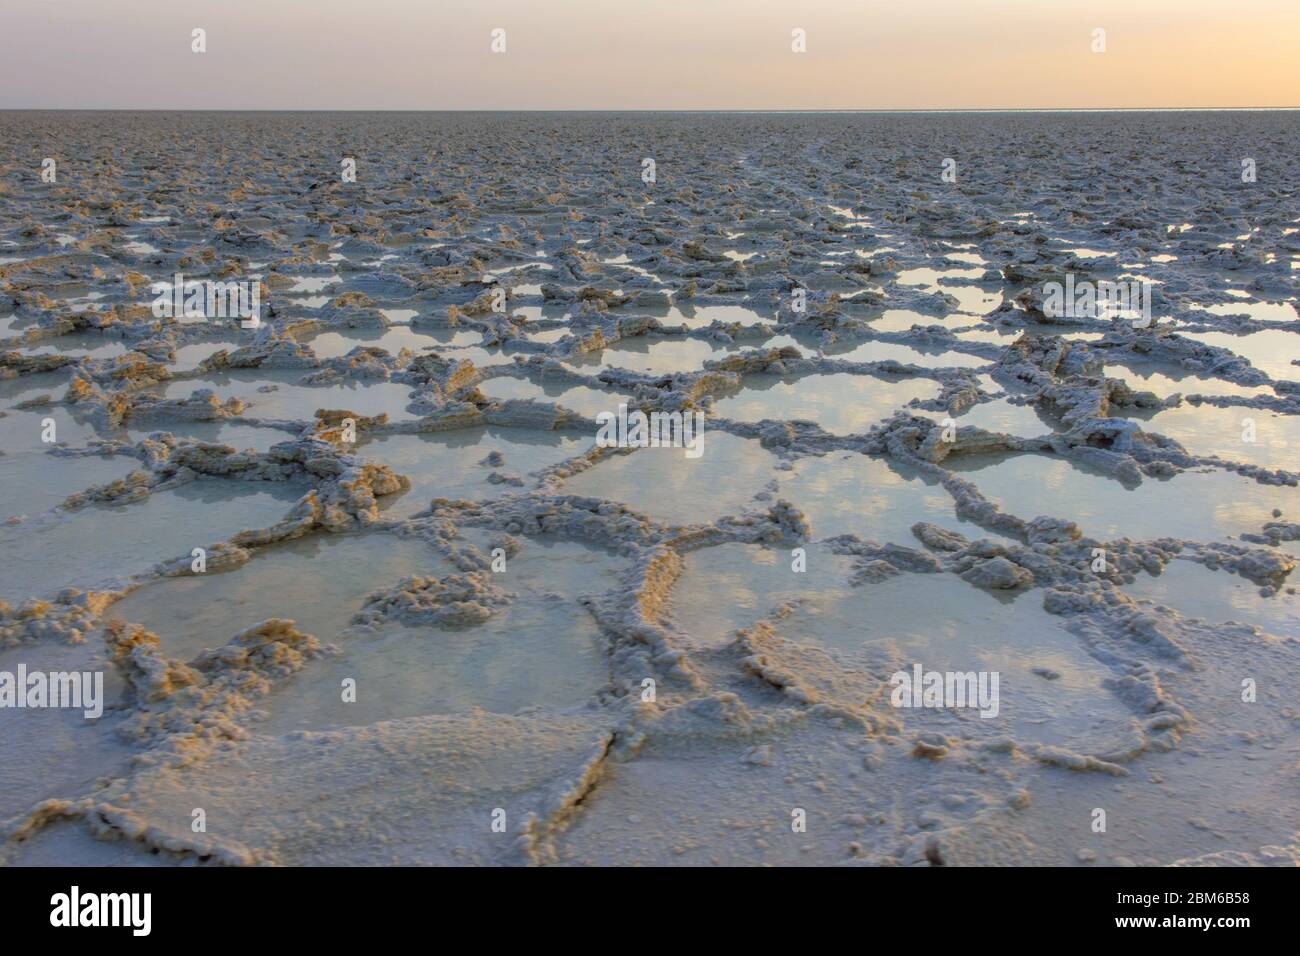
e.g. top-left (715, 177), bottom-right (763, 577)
top-left (2, 107), bottom-right (1298, 114)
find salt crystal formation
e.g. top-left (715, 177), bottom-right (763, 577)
top-left (0, 112), bottom-right (1297, 866)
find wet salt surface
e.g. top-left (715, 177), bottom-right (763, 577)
top-left (476, 377), bottom-right (633, 421)
top-left (711, 372), bottom-right (939, 434)
top-left (1104, 360), bottom-right (1273, 400)
top-left (670, 542), bottom-right (852, 649)
top-left (152, 370), bottom-right (421, 422)
top-left (365, 427), bottom-right (590, 519)
top-left (123, 421), bottom-right (291, 453)
top-left (171, 341), bottom-right (245, 372)
top-left (5, 823), bottom-right (176, 867)
top-left (0, 637), bottom-right (133, 812)
top-left (663, 304), bottom-right (776, 329)
top-left (917, 399), bottom-right (1062, 436)
top-left (255, 537), bottom-right (621, 732)
top-left (564, 431), bottom-right (780, 526)
top-left (108, 532), bottom-right (450, 662)
top-left (0, 449), bottom-right (137, 524)
top-left (895, 267), bottom-right (1002, 314)
top-left (1179, 329), bottom-right (1300, 382)
top-left (1119, 402), bottom-right (1300, 472)
top-left (869, 309), bottom-right (965, 333)
top-left (1195, 301), bottom-right (1298, 324)
top-left (2, 111), bottom-right (1299, 867)
top-left (304, 325), bottom-right (484, 360)
top-left (1123, 559), bottom-right (1299, 636)
top-left (948, 452), bottom-right (1297, 543)
top-left (0, 478), bottom-right (309, 602)
top-left (567, 335), bottom-right (802, 374)
top-left (0, 369), bottom-right (71, 404)
top-left (9, 336), bottom-right (130, 360)
top-left (0, 403), bottom-right (101, 451)
top-left (958, 326), bottom-right (1106, 345)
top-left (784, 451), bottom-right (1011, 543)
top-left (774, 571), bottom-right (1135, 748)
top-left (825, 338), bottom-right (988, 369)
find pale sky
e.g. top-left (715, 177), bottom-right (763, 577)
top-left (3, 0), bottom-right (1298, 110)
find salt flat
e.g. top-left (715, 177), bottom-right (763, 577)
top-left (0, 111), bottom-right (1297, 867)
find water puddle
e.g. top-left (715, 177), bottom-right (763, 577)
top-left (775, 570), bottom-right (1135, 748)
top-left (13, 336), bottom-right (129, 360)
top-left (0, 404), bottom-right (101, 449)
top-left (1105, 360), bottom-right (1273, 400)
top-left (365, 427), bottom-right (589, 519)
top-left (1123, 559), bottom-right (1298, 637)
top-left (784, 451), bottom-right (1009, 544)
top-left (1179, 330), bottom-right (1300, 382)
top-left (1120, 403), bottom-right (1299, 472)
top-left (254, 537), bottom-right (621, 732)
top-left (570, 335), bottom-right (801, 375)
top-left (0, 449), bottom-right (137, 524)
top-left (108, 532), bottom-right (447, 661)
top-left (711, 372), bottom-right (938, 435)
top-left (123, 420), bottom-right (292, 453)
top-left (665, 304), bottom-right (775, 330)
top-left (0, 478), bottom-right (308, 602)
top-left (895, 267), bottom-right (999, 314)
top-left (304, 325), bottom-right (482, 360)
top-left (670, 541), bottom-right (852, 648)
top-left (948, 452), bottom-right (1297, 543)
top-left (917, 399), bottom-right (1062, 437)
top-left (823, 338), bottom-right (988, 370)
top-left (477, 377), bottom-right (632, 421)
top-left (0, 637), bottom-right (133, 813)
top-left (1195, 301), bottom-right (1297, 324)
top-left (563, 431), bottom-right (780, 526)
top-left (153, 370), bottom-right (420, 423)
